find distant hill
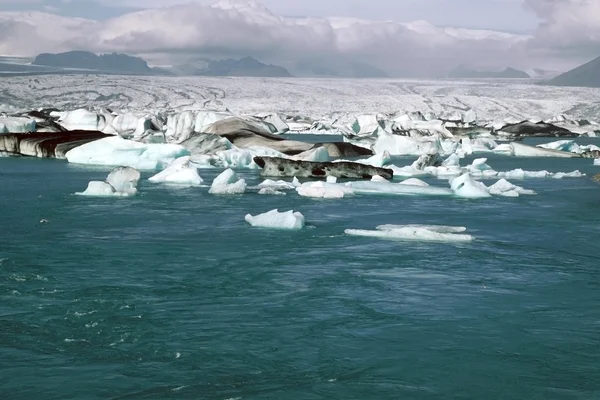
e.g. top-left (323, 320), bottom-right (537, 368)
top-left (449, 66), bottom-right (531, 79)
top-left (33, 51), bottom-right (153, 74)
top-left (543, 56), bottom-right (600, 88)
top-left (197, 57), bottom-right (292, 77)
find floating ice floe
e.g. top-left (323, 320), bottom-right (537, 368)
top-left (209, 168), bottom-right (247, 195)
top-left (258, 188), bottom-right (286, 196)
top-left (65, 136), bottom-right (190, 170)
top-left (148, 156), bottom-right (203, 186)
top-left (296, 181), bottom-right (352, 199)
top-left (76, 167), bottom-right (141, 197)
top-left (594, 159), bottom-right (600, 166)
top-left (245, 209), bottom-right (305, 230)
top-left (347, 180), bottom-right (453, 197)
top-left (0, 117), bottom-right (36, 133)
top-left (494, 142), bottom-right (579, 158)
top-left (334, 150), bottom-right (392, 168)
top-left (373, 133), bottom-right (443, 156)
top-left (450, 173), bottom-right (491, 198)
top-left (538, 140), bottom-right (600, 154)
top-left (488, 179), bottom-right (536, 197)
top-left (345, 224), bottom-right (474, 243)
top-left (257, 178), bottom-right (300, 191)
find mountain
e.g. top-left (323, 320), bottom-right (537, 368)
top-left (543, 56), bottom-right (600, 88)
top-left (32, 51), bottom-right (153, 74)
top-left (197, 57), bottom-right (292, 77)
top-left (449, 66), bottom-right (530, 79)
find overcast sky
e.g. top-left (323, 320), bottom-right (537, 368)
top-left (0, 0), bottom-right (541, 32)
top-left (0, 0), bottom-right (598, 76)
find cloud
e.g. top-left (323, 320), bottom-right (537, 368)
top-left (0, 0), bottom-right (597, 75)
top-left (523, 0), bottom-right (600, 64)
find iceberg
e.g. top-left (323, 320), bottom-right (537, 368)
top-left (488, 179), bottom-right (536, 197)
top-left (209, 168), bottom-right (247, 195)
top-left (450, 173), bottom-right (491, 198)
top-left (348, 180), bottom-right (454, 197)
top-left (595, 159), bottom-right (600, 166)
top-left (76, 167), bottom-right (141, 197)
top-left (296, 181), bottom-right (353, 199)
top-left (65, 136), bottom-right (190, 170)
top-left (245, 209), bottom-right (305, 230)
top-left (148, 156), bottom-right (203, 186)
top-left (257, 178), bottom-right (299, 190)
top-left (58, 109), bottom-right (111, 132)
top-left (0, 117), bottom-right (36, 133)
top-left (258, 188), bottom-right (286, 196)
top-left (334, 150), bottom-right (392, 168)
top-left (345, 224), bottom-right (474, 243)
top-left (373, 133), bottom-right (442, 156)
top-left (510, 142), bottom-right (579, 158)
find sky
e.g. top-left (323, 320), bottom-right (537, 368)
top-left (0, 0), bottom-right (541, 33)
top-left (0, 0), bottom-right (598, 77)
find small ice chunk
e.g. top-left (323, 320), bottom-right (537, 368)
top-left (209, 169), bottom-right (247, 195)
top-left (345, 225), bottom-right (473, 242)
top-left (488, 179), bottom-right (536, 196)
top-left (594, 159), bottom-right (600, 166)
top-left (399, 178), bottom-right (429, 187)
top-left (77, 181), bottom-right (119, 197)
top-left (258, 188), bottom-right (286, 196)
top-left (148, 156), bottom-right (203, 186)
top-left (326, 176), bottom-right (338, 183)
top-left (106, 166), bottom-right (141, 195)
top-left (296, 182), bottom-right (350, 199)
top-left (450, 173), bottom-right (491, 198)
top-left (552, 171), bottom-right (584, 179)
top-left (76, 167), bottom-right (141, 197)
top-left (371, 175), bottom-right (388, 182)
top-left (245, 209), bottom-right (305, 230)
top-left (257, 179), bottom-right (296, 190)
top-left (376, 224), bottom-right (467, 233)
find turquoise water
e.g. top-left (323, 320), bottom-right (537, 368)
top-left (2, 149), bottom-right (600, 399)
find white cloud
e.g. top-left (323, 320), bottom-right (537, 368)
top-left (0, 0), bottom-right (598, 75)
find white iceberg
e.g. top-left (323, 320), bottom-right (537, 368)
top-left (345, 224), bottom-right (474, 243)
top-left (450, 173), bottom-right (491, 199)
top-left (510, 142), bottom-right (579, 158)
top-left (258, 188), bottom-right (286, 196)
top-left (348, 180), bottom-right (453, 197)
top-left (65, 136), bottom-right (190, 170)
top-left (148, 156), bottom-right (203, 186)
top-left (373, 133), bottom-right (442, 156)
top-left (245, 209), bottom-right (305, 230)
top-left (296, 181), bottom-right (352, 199)
top-left (76, 167), bottom-right (141, 197)
top-left (209, 168), bottom-right (247, 195)
top-left (0, 117), bottom-right (36, 133)
top-left (257, 178), bottom-right (298, 190)
top-left (488, 179), bottom-right (536, 197)
top-left (58, 109), bottom-right (112, 132)
top-left (594, 159), bottom-right (600, 166)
